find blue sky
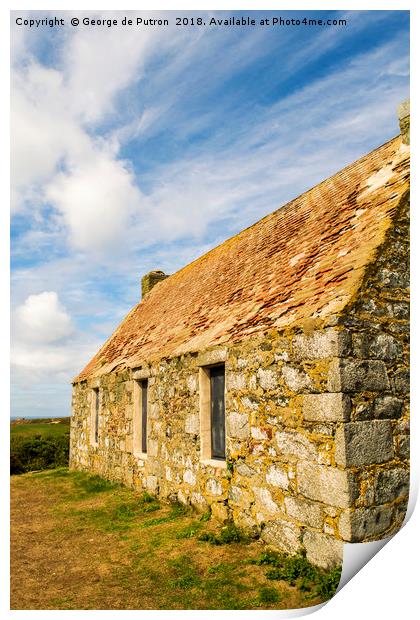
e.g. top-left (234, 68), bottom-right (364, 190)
top-left (11, 9), bottom-right (409, 417)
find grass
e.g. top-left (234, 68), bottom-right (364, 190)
top-left (11, 468), bottom-right (341, 610)
top-left (251, 549), bottom-right (342, 599)
top-left (10, 418), bottom-right (71, 474)
top-left (10, 418), bottom-right (70, 439)
top-left (257, 586), bottom-right (281, 605)
top-left (198, 523), bottom-right (250, 545)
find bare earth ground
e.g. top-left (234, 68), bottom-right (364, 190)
top-left (11, 469), bottom-right (328, 610)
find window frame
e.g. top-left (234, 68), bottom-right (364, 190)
top-left (199, 362), bottom-right (227, 468)
top-left (209, 364), bottom-right (226, 460)
top-left (133, 378), bottom-right (149, 458)
top-left (90, 387), bottom-right (100, 446)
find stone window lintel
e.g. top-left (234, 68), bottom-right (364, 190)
top-left (197, 348), bottom-right (227, 367)
top-left (132, 368), bottom-right (151, 380)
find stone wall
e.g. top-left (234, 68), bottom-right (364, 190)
top-left (334, 191), bottom-right (410, 543)
top-left (70, 195), bottom-right (409, 570)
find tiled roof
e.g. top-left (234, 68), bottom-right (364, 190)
top-left (75, 135), bottom-right (409, 381)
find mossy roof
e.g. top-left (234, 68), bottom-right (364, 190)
top-left (75, 135), bottom-right (409, 381)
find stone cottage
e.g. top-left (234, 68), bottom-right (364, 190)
top-left (70, 102), bottom-right (410, 569)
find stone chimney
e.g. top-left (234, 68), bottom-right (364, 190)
top-left (141, 270), bottom-right (168, 299)
top-left (398, 99), bottom-right (410, 145)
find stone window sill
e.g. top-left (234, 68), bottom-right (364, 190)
top-left (201, 458), bottom-right (227, 469)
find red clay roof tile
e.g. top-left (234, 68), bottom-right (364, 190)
top-left (74, 136), bottom-right (409, 382)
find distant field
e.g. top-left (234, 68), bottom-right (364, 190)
top-left (10, 418), bottom-right (70, 474)
top-left (11, 469), bottom-right (340, 610)
top-left (10, 418), bottom-right (70, 439)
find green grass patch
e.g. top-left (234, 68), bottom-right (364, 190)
top-left (315, 565), bottom-right (342, 599)
top-left (168, 501), bottom-right (190, 517)
top-left (73, 474), bottom-right (121, 495)
top-left (73, 492), bottom-right (162, 532)
top-left (140, 501), bottom-right (191, 529)
top-left (11, 419), bottom-right (70, 438)
top-left (200, 562), bottom-right (255, 610)
top-left (199, 523), bottom-right (250, 545)
top-left (207, 562), bottom-right (234, 576)
top-left (251, 550), bottom-right (341, 599)
top-left (141, 515), bottom-right (173, 528)
top-left (175, 522), bottom-right (202, 539)
top-left (168, 556), bottom-right (201, 590)
top-left (257, 586), bottom-right (281, 605)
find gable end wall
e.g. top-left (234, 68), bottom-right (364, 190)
top-left (333, 191), bottom-right (410, 542)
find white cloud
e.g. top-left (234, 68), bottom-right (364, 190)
top-left (12, 345), bottom-right (74, 371)
top-left (11, 64), bottom-right (69, 210)
top-left (63, 22), bottom-right (156, 123)
top-left (46, 154), bottom-right (144, 253)
top-left (11, 56), bottom-right (143, 251)
top-left (10, 13), bottom-right (181, 247)
top-left (13, 291), bottom-right (73, 344)
top-left (11, 292), bottom-right (101, 400)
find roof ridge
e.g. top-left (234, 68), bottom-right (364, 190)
top-left (160, 135), bottom-right (401, 286)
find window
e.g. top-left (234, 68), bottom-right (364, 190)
top-left (210, 366), bottom-right (226, 459)
top-left (199, 363), bottom-right (226, 465)
top-left (91, 388), bottom-right (100, 445)
top-left (140, 380), bottom-right (148, 454)
top-left (133, 379), bottom-right (148, 456)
